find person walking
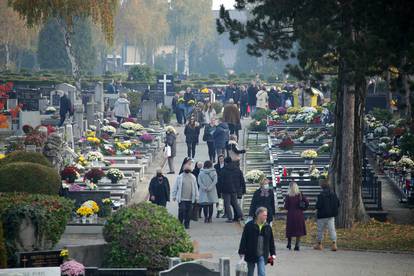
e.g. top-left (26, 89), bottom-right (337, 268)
top-left (240, 85), bottom-right (249, 118)
top-left (213, 118), bottom-right (230, 159)
top-left (227, 134), bottom-right (246, 166)
top-left (184, 118), bottom-right (200, 159)
top-left (221, 158), bottom-right (245, 223)
top-left (192, 161), bottom-right (204, 220)
top-left (198, 160), bottom-right (218, 223)
top-left (161, 126), bottom-right (177, 174)
top-left (172, 92), bottom-right (183, 125)
top-left (113, 93), bottom-right (131, 123)
top-left (284, 182), bottom-right (309, 251)
top-left (203, 102), bottom-right (217, 127)
top-left (256, 86), bottom-right (268, 110)
top-left (203, 118), bottom-right (217, 162)
top-left (214, 154), bottom-right (226, 218)
top-left (248, 81), bottom-right (258, 115)
top-left (172, 158), bottom-right (199, 229)
top-left (268, 86), bottom-right (279, 110)
top-left (249, 179), bottom-right (275, 224)
top-left (59, 93), bottom-right (73, 127)
top-left (314, 179), bottom-right (340, 251)
top-left (239, 207), bottom-right (276, 276)
top-left (148, 170), bottom-right (170, 207)
top-left (223, 99), bottom-right (241, 141)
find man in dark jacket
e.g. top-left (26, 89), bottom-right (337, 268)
top-left (220, 158), bottom-right (245, 222)
top-left (149, 170), bottom-right (170, 207)
top-left (239, 207), bottom-right (276, 276)
top-left (171, 92), bottom-right (183, 125)
top-left (213, 119), bottom-right (230, 158)
top-left (314, 179), bottom-right (340, 251)
top-left (268, 87), bottom-right (279, 110)
top-left (184, 87), bottom-right (195, 119)
top-left (239, 85), bottom-right (249, 118)
top-left (59, 93), bottom-right (73, 127)
top-left (247, 81), bottom-right (258, 115)
top-left (224, 82), bottom-right (236, 103)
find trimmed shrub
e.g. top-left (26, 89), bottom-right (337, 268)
top-left (251, 109), bottom-right (270, 121)
top-left (0, 193), bottom-right (73, 266)
top-left (0, 162), bottom-right (61, 195)
top-left (0, 151), bottom-right (51, 168)
top-left (0, 222), bottom-right (6, 268)
top-left (103, 202), bottom-right (193, 272)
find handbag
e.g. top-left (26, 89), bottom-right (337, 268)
top-left (163, 145), bottom-right (171, 158)
top-left (299, 193), bottom-right (308, 210)
top-left (236, 257), bottom-right (248, 273)
top-left (191, 203), bottom-right (199, 221)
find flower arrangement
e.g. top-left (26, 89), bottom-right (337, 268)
top-left (85, 181), bottom-right (97, 190)
top-left (249, 119), bottom-right (267, 131)
top-left (310, 167), bottom-right (320, 179)
top-left (125, 129), bottom-right (136, 136)
top-left (177, 97), bottom-right (185, 104)
top-left (122, 149), bottom-right (134, 155)
top-left (276, 106), bottom-right (287, 115)
top-left (245, 169), bottom-right (266, 183)
top-left (187, 99), bottom-right (196, 106)
top-left (374, 126), bottom-right (388, 137)
top-left (120, 122), bottom-right (144, 131)
top-left (87, 136), bottom-right (100, 145)
top-left (84, 168), bottom-right (105, 183)
top-left (60, 166), bottom-right (80, 183)
top-left (86, 151), bottom-right (104, 162)
top-left (77, 155), bottom-right (89, 167)
top-left (140, 133), bottom-right (155, 144)
top-left (85, 130), bottom-right (96, 138)
top-left (68, 184), bottom-right (84, 192)
top-left (388, 147), bottom-right (401, 156)
top-left (397, 156), bottom-right (414, 169)
top-left (102, 125), bottom-right (116, 135)
top-left (24, 132), bottom-right (45, 147)
top-left (279, 137), bottom-right (294, 151)
top-left (45, 106), bottom-right (56, 114)
top-left (102, 198), bottom-right (113, 205)
top-left (301, 149), bottom-right (318, 160)
top-left (287, 107), bottom-right (301, 114)
top-left (115, 141), bottom-right (132, 151)
top-left (107, 168), bottom-right (124, 183)
top-left (60, 249), bottom-right (69, 259)
top-left (61, 260), bottom-right (85, 276)
top-left (76, 206), bottom-right (93, 217)
top-left (82, 200), bottom-right (100, 213)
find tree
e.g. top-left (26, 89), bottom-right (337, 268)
top-left (9, 0), bottom-right (118, 93)
top-left (116, 0), bottom-right (169, 66)
top-left (217, 0), bottom-right (409, 228)
top-left (233, 40), bottom-right (260, 74)
top-left (38, 18), bottom-right (97, 74)
top-left (189, 39), bottom-right (226, 76)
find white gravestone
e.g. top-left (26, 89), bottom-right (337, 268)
top-left (0, 267), bottom-right (60, 276)
top-left (19, 111), bottom-right (41, 133)
top-left (94, 82), bottom-right (104, 113)
top-left (65, 124), bottom-right (75, 149)
top-left (73, 104), bottom-right (84, 140)
top-left (56, 83), bottom-right (77, 104)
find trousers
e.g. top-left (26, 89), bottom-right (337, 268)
top-left (247, 256), bottom-right (266, 276)
top-left (178, 201), bottom-right (192, 228)
top-left (223, 193), bottom-right (243, 220)
top-left (316, 217), bottom-right (337, 242)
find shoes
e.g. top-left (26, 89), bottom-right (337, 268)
top-left (184, 225), bottom-right (190, 229)
top-left (287, 244), bottom-right (291, 250)
top-left (167, 171), bottom-right (175, 174)
top-left (204, 218), bottom-right (208, 223)
top-left (331, 242), bottom-right (338, 251)
top-left (294, 246), bottom-right (300, 251)
top-left (313, 243), bottom-right (323, 250)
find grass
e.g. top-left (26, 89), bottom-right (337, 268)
top-left (273, 219), bottom-right (414, 252)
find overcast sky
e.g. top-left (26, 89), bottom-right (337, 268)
top-left (212, 0), bottom-right (236, 10)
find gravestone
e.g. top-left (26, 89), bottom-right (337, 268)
top-left (66, 124), bottom-right (75, 149)
top-left (141, 100), bottom-right (157, 122)
top-left (66, 191), bottom-right (111, 209)
top-left (19, 111), bottom-right (41, 133)
top-left (85, 268), bottom-right (147, 276)
top-left (56, 83), bottom-right (77, 103)
top-left (17, 250), bottom-right (63, 268)
top-left (73, 104), bottom-right (85, 140)
top-left (50, 90), bottom-right (64, 107)
top-left (159, 257), bottom-right (230, 276)
top-left (86, 102), bottom-right (96, 126)
top-left (156, 74), bottom-right (174, 96)
top-left (0, 267), bottom-right (60, 276)
top-left (94, 82), bottom-right (104, 113)
top-left (17, 88), bottom-right (41, 111)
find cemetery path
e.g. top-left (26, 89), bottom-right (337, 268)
top-left (155, 119), bottom-right (414, 276)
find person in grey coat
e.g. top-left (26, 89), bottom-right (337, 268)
top-left (198, 160), bottom-right (218, 223)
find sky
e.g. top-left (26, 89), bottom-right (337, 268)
top-left (212, 0), bottom-right (236, 10)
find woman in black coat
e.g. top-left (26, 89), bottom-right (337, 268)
top-left (148, 171), bottom-right (170, 207)
top-left (249, 179), bottom-right (276, 224)
top-left (184, 118), bottom-right (200, 158)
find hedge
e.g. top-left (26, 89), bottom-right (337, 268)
top-left (0, 151), bottom-right (52, 168)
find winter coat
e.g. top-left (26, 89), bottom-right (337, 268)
top-left (256, 90), bottom-right (268, 109)
top-left (247, 85), bottom-right (258, 106)
top-left (213, 122), bottom-right (229, 149)
top-left (113, 98), bottom-right (131, 118)
top-left (224, 86), bottom-right (236, 102)
top-left (227, 140), bottom-right (246, 162)
top-left (203, 124), bottom-right (216, 143)
top-left (284, 194), bottom-right (309, 238)
top-left (148, 176), bottom-right (170, 206)
top-left (249, 188), bottom-right (276, 223)
top-left (240, 91), bottom-right (249, 105)
top-left (316, 188), bottom-right (340, 219)
top-left (219, 162), bottom-right (246, 195)
top-left (184, 92), bottom-right (195, 106)
top-left (184, 124), bottom-right (200, 144)
top-left (165, 132), bottom-right (177, 157)
top-left (268, 89), bottom-right (279, 110)
top-left (239, 220), bottom-right (276, 263)
top-left (198, 168), bottom-right (218, 204)
top-left (223, 104), bottom-right (241, 126)
top-left (171, 172), bottom-right (199, 203)
top-left (172, 96), bottom-right (179, 113)
top-left (59, 95), bottom-right (73, 116)
top-left (203, 109), bottom-right (216, 125)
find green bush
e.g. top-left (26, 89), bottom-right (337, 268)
top-left (0, 162), bottom-right (61, 195)
top-left (0, 193), bottom-right (73, 266)
top-left (103, 202), bottom-right (193, 272)
top-left (371, 108), bottom-right (392, 122)
top-left (400, 133), bottom-right (414, 156)
top-left (251, 109), bottom-right (270, 121)
top-left (128, 65), bottom-right (154, 83)
top-left (127, 91), bottom-right (143, 116)
top-left (0, 222), bottom-right (6, 268)
top-left (249, 119), bottom-right (267, 131)
top-left (0, 151), bottom-right (52, 168)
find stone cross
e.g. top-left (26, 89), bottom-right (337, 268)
top-left (160, 74), bottom-right (172, 96)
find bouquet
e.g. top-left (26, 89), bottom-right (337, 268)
top-left (24, 132), bottom-right (45, 147)
top-left (397, 156), bottom-right (414, 169)
top-left (279, 137), bottom-right (294, 151)
top-left (301, 149), bottom-right (318, 160)
top-left (177, 97), bottom-right (185, 104)
top-left (106, 168), bottom-right (124, 183)
top-left (85, 130), bottom-right (96, 138)
top-left (61, 260), bottom-right (85, 276)
top-left (84, 168), bottom-right (105, 183)
top-left (60, 166), bottom-right (80, 183)
top-left (125, 129), bottom-right (136, 136)
top-left (187, 99), bottom-right (196, 106)
top-left (45, 106), bottom-right (56, 114)
top-left (245, 169), bottom-right (266, 183)
top-left (76, 206), bottom-right (93, 217)
top-left (82, 200), bottom-right (100, 213)
top-left (86, 151), bottom-right (104, 162)
top-left (120, 122), bottom-right (144, 131)
top-left (101, 125), bottom-right (116, 135)
top-left (388, 147), bottom-right (401, 156)
top-left (276, 107), bottom-right (287, 115)
top-left (77, 155), bottom-right (89, 166)
top-left (165, 125), bottom-right (176, 134)
top-left (140, 133), bottom-right (155, 144)
top-left (102, 198), bottom-right (113, 205)
top-left (87, 136), bottom-right (100, 145)
top-left (310, 168), bottom-right (320, 179)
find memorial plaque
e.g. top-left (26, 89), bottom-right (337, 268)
top-left (17, 250), bottom-right (63, 268)
top-left (0, 267), bottom-right (60, 276)
top-left (66, 191), bottom-right (111, 209)
top-left (17, 88), bottom-right (41, 111)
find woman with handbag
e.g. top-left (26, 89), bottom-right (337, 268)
top-left (284, 182), bottom-right (309, 251)
top-left (161, 126), bottom-right (177, 174)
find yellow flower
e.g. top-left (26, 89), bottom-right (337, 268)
top-left (0, 154), bottom-right (5, 160)
top-left (86, 130), bottom-right (96, 138)
top-left (76, 206), bottom-right (94, 217)
top-left (83, 200), bottom-right (100, 213)
top-left (60, 249), bottom-right (69, 258)
top-left (87, 137), bottom-right (100, 144)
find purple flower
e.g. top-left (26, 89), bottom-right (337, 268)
top-left (140, 133), bottom-right (155, 143)
top-left (68, 184), bottom-right (84, 192)
top-left (277, 107), bottom-right (287, 115)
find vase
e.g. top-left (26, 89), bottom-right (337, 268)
top-left (304, 159), bottom-right (314, 165)
top-left (81, 216), bottom-right (87, 224)
top-left (111, 179), bottom-right (118, 184)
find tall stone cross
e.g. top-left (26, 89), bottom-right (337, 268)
top-left (160, 74), bottom-right (172, 96)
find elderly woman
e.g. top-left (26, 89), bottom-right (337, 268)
top-left (248, 178), bottom-right (275, 224)
top-left (284, 182), bottom-right (309, 251)
top-left (113, 93), bottom-right (130, 123)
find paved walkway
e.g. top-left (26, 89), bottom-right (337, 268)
top-left (141, 119), bottom-right (414, 276)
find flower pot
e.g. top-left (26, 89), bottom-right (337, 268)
top-left (304, 159), bottom-right (314, 165)
top-left (81, 216), bottom-right (87, 224)
top-left (111, 179), bottom-right (118, 184)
